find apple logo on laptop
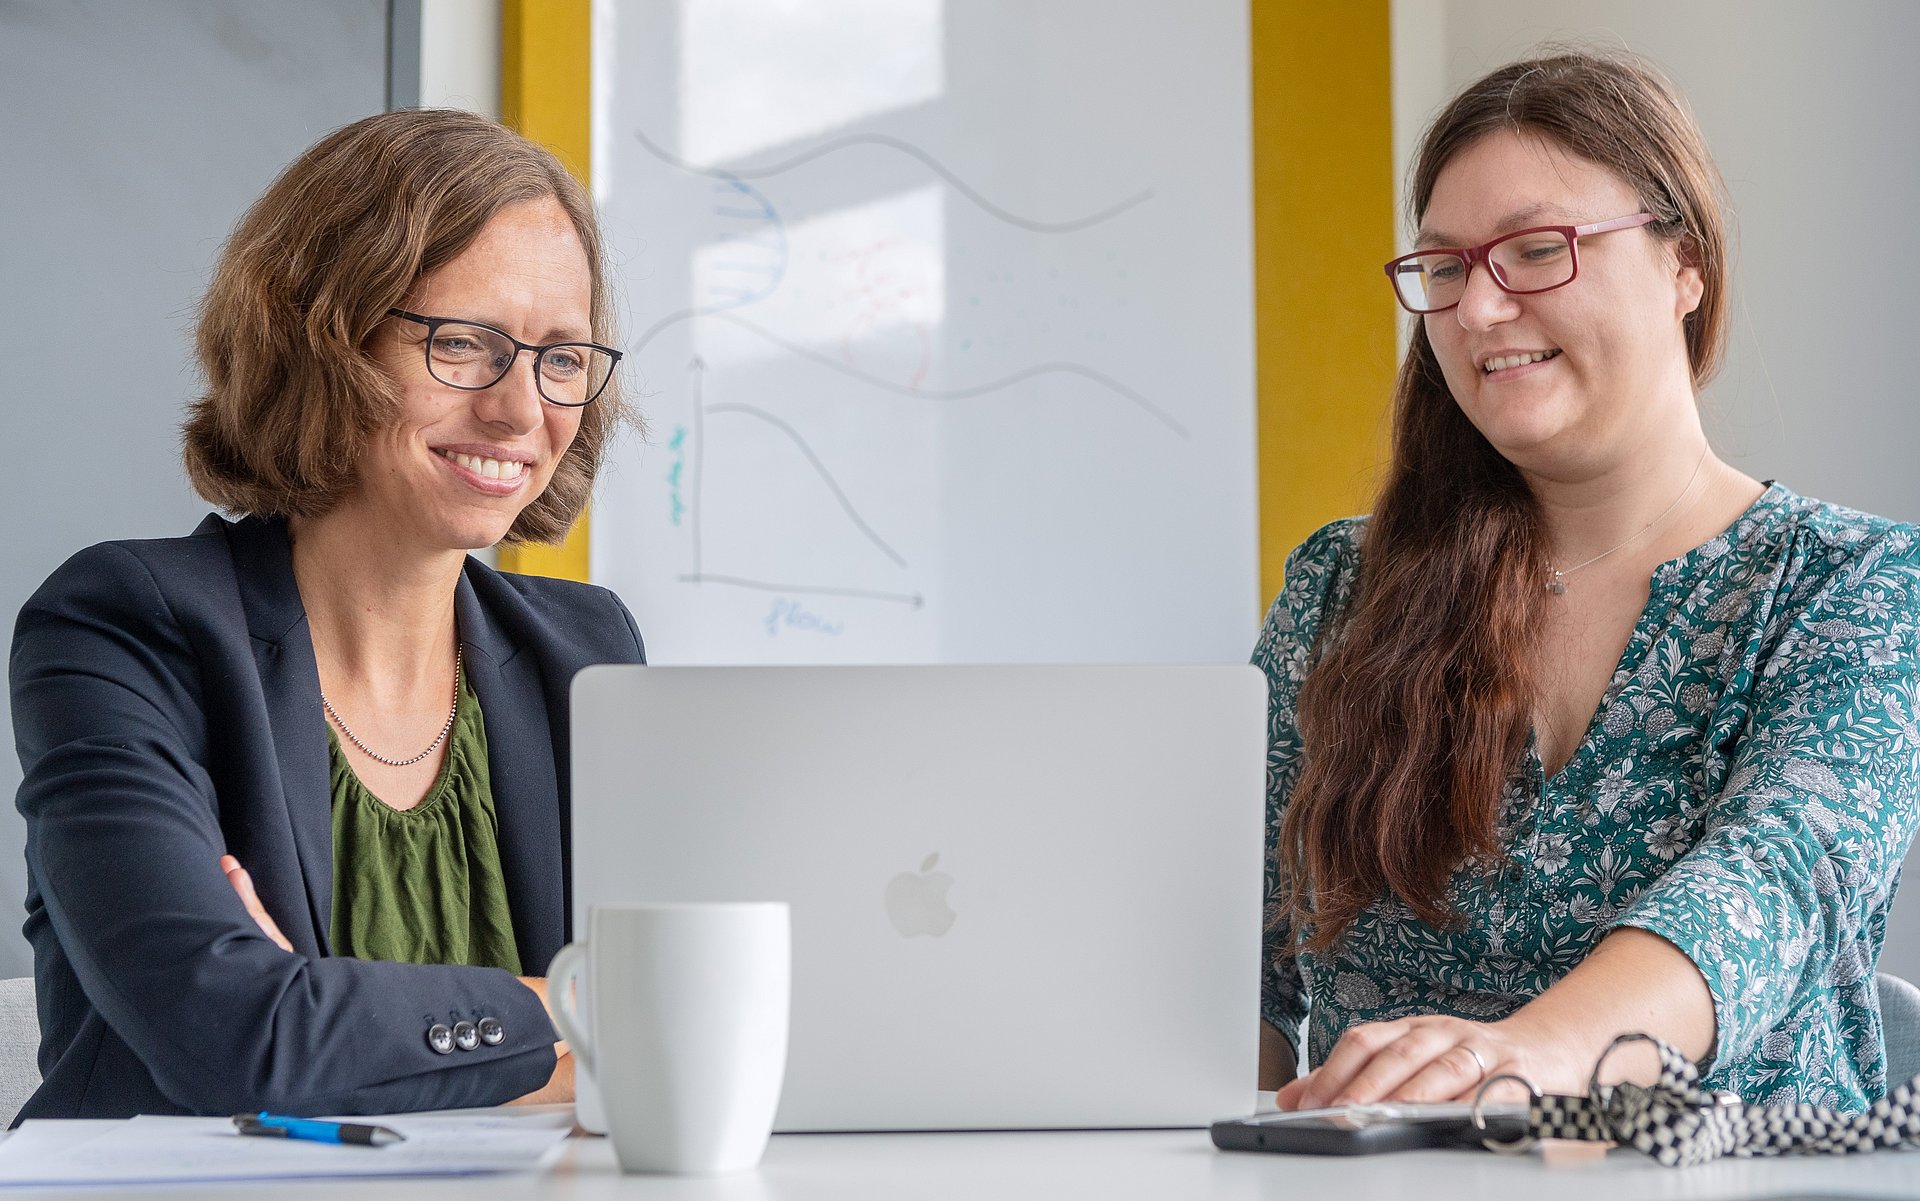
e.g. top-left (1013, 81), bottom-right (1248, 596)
top-left (885, 853), bottom-right (956, 937)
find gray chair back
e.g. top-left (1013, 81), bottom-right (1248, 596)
top-left (1882, 971), bottom-right (1920, 1088)
top-left (0, 977), bottom-right (40, 1127)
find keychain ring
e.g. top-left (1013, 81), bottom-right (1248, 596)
top-left (1588, 1031), bottom-right (1660, 1143)
top-left (1472, 1072), bottom-right (1541, 1156)
top-left (1588, 1032), bottom-right (1659, 1099)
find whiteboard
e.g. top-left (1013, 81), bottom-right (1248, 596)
top-left (591, 0), bottom-right (1257, 664)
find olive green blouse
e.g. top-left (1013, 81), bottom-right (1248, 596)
top-left (327, 670), bottom-right (522, 974)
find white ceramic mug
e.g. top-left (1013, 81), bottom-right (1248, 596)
top-left (548, 903), bottom-right (791, 1175)
top-left (573, 996), bottom-right (606, 1135)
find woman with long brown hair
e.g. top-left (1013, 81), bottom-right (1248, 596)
top-left (1256, 51), bottom-right (1919, 1111)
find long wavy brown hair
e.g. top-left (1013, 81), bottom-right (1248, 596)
top-left (1278, 51), bottom-right (1731, 950)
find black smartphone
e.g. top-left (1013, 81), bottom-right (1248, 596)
top-left (1210, 1103), bottom-right (1528, 1156)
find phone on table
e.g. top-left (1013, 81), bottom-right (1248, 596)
top-left (1210, 1101), bottom-right (1528, 1156)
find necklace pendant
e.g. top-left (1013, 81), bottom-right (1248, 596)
top-left (1546, 571), bottom-right (1567, 596)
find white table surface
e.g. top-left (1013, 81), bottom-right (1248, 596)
top-left (5, 1123), bottom-right (1917, 1200)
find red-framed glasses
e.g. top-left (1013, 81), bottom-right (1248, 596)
top-left (1383, 212), bottom-right (1655, 314)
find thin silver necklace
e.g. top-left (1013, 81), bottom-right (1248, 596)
top-left (321, 646), bottom-right (463, 767)
top-left (1545, 447), bottom-right (1709, 596)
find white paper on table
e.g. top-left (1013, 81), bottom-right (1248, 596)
top-left (0, 1110), bottom-right (573, 1185)
top-left (0, 1120), bottom-right (121, 1167)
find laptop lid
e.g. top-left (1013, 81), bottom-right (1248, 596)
top-left (569, 665), bottom-right (1266, 1131)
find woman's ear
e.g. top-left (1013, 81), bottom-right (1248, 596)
top-left (1673, 237), bottom-right (1705, 320)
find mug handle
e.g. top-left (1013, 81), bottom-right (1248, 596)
top-left (546, 942), bottom-right (595, 1078)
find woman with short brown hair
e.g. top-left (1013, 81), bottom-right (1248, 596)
top-left (1257, 52), bottom-right (1919, 1111)
top-left (12, 109), bottom-right (642, 1119)
top-left (184, 107), bottom-right (626, 542)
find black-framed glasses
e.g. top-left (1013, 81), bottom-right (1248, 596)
top-left (1383, 212), bottom-right (1655, 314)
top-left (387, 309), bottom-right (621, 407)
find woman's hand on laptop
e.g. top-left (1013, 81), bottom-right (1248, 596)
top-left (1273, 931), bottom-right (1715, 1110)
top-left (1273, 1014), bottom-right (1576, 1110)
top-left (219, 854), bottom-right (293, 952)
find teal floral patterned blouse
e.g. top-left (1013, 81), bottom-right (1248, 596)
top-left (1255, 484), bottom-right (1920, 1109)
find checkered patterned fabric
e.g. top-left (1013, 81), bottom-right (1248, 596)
top-left (1500, 1034), bottom-right (1920, 1167)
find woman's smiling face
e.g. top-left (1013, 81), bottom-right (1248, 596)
top-left (1419, 129), bottom-right (1704, 479)
top-left (356, 196), bottom-right (592, 554)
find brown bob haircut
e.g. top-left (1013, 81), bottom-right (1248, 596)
top-left (183, 108), bottom-right (626, 545)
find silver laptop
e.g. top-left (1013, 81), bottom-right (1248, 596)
top-left (569, 665), bottom-right (1267, 1131)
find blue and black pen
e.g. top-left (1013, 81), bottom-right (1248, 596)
top-left (232, 1113), bottom-right (406, 1147)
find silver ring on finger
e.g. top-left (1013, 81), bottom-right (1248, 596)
top-left (1461, 1044), bottom-right (1490, 1079)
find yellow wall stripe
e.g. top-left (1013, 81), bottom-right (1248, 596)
top-left (1251, 0), bottom-right (1397, 605)
top-left (498, 0), bottom-right (594, 582)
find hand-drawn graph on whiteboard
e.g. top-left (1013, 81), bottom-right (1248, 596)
top-left (592, 0), bottom-right (1257, 664)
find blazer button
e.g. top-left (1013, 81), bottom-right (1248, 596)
top-left (478, 1017), bottom-right (505, 1046)
top-left (427, 1024), bottom-right (455, 1055)
top-left (452, 1021), bottom-right (480, 1052)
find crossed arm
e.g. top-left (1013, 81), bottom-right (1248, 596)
top-left (220, 854), bottom-right (574, 1106)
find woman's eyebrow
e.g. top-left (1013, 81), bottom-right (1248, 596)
top-left (423, 311), bottom-right (593, 343)
top-left (1415, 202), bottom-right (1577, 248)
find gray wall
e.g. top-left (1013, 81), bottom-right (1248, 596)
top-left (0, 0), bottom-right (388, 977)
top-left (1394, 0), bottom-right (1920, 982)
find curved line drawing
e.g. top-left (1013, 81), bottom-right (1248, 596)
top-left (678, 573), bottom-right (925, 608)
top-left (702, 174), bottom-right (788, 311)
top-left (636, 127), bottom-right (1152, 234)
top-left (637, 310), bottom-right (1187, 437)
top-left (705, 403), bottom-right (909, 569)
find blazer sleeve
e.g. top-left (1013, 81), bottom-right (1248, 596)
top-left (13, 543), bottom-right (558, 1115)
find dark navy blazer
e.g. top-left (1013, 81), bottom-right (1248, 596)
top-left (10, 514), bottom-right (645, 1120)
